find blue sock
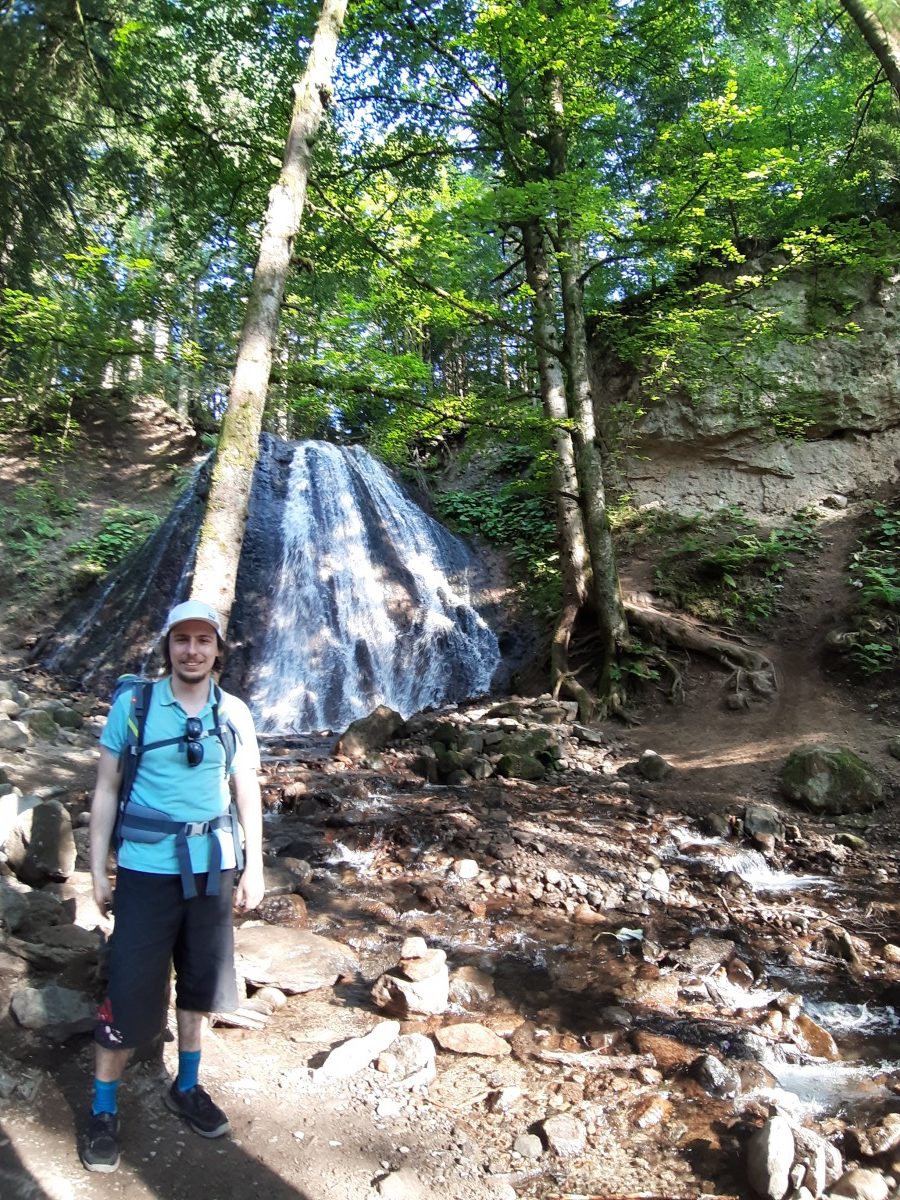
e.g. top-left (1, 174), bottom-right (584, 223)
top-left (176, 1050), bottom-right (201, 1093)
top-left (92, 1078), bottom-right (120, 1116)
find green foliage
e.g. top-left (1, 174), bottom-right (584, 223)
top-left (619, 505), bottom-right (821, 629)
top-left (68, 506), bottom-right (161, 575)
top-left (845, 501), bottom-right (900, 675)
top-left (434, 476), bottom-right (560, 615)
top-left (0, 479), bottom-right (80, 591)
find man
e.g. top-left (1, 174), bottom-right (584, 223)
top-left (80, 599), bottom-right (265, 1173)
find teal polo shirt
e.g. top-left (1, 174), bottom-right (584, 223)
top-left (100, 677), bottom-right (258, 875)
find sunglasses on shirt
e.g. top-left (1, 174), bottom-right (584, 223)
top-left (185, 717), bottom-right (205, 767)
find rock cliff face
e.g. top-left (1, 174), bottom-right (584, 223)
top-left (590, 263), bottom-right (900, 517)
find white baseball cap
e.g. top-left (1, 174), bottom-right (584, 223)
top-left (162, 600), bottom-right (224, 638)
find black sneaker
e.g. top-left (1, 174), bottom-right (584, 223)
top-left (80, 1111), bottom-right (120, 1173)
top-left (164, 1082), bottom-right (230, 1138)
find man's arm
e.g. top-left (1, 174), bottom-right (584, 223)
top-left (90, 747), bottom-right (123, 915)
top-left (233, 767), bottom-right (265, 912)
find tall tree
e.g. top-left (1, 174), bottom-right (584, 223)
top-left (191, 0), bottom-right (349, 624)
top-left (840, 0), bottom-right (900, 101)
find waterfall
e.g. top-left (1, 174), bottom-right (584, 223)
top-left (249, 441), bottom-right (500, 734)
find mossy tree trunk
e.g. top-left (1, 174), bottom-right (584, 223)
top-left (191, 0), bottom-right (348, 625)
top-left (840, 0), bottom-right (900, 101)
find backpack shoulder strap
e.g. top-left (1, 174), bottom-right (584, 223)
top-left (115, 680), bottom-right (155, 844)
top-left (211, 683), bottom-right (240, 773)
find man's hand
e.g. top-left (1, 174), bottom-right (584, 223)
top-left (234, 864), bottom-right (265, 913)
top-left (93, 873), bottom-right (114, 917)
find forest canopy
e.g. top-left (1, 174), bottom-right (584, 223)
top-left (1, 0), bottom-right (897, 710)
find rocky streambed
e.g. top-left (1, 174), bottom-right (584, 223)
top-left (2, 680), bottom-right (900, 1200)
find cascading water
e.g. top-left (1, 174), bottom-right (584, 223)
top-left (249, 441), bottom-right (500, 734)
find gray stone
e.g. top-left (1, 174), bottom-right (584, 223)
top-left (453, 858), bottom-right (480, 880)
top-left (0, 791), bottom-right (38, 852)
top-left (449, 965), bottom-right (496, 1010)
top-left (9, 799), bottom-right (76, 885)
top-left (10, 983), bottom-right (95, 1040)
top-left (540, 1113), bottom-right (587, 1158)
top-left (0, 720), bottom-right (30, 751)
top-left (829, 1168), bottom-right (889, 1200)
top-left (334, 706), bottom-right (405, 760)
top-left (680, 936), bottom-right (736, 971)
top-left (692, 1053), bottom-right (741, 1099)
top-left (496, 753), bottom-right (545, 781)
top-left (314, 1020), bottom-right (400, 1080)
top-left (513, 1132), bottom-right (543, 1159)
top-left (371, 962), bottom-right (449, 1017)
top-left (388, 1033), bottom-right (437, 1087)
top-left (781, 745), bottom-right (883, 814)
top-left (744, 803), bottom-right (786, 841)
top-left (399, 946), bottom-right (447, 982)
top-left (235, 926), bottom-right (359, 994)
top-left (746, 1114), bottom-right (794, 1200)
top-left (21, 709), bottom-right (59, 740)
top-left (0, 877), bottom-right (28, 933)
top-left (637, 749), bottom-right (672, 781)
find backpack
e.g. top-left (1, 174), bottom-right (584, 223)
top-left (111, 675), bottom-right (244, 898)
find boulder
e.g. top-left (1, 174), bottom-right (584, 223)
top-left (830, 1168), bottom-right (889, 1200)
top-left (637, 749), bottom-right (672, 781)
top-left (449, 965), bottom-right (496, 1010)
top-left (0, 720), bottom-right (30, 751)
top-left (235, 926), bottom-right (358, 993)
top-left (746, 1114), bottom-right (794, 1200)
top-left (334, 706), bottom-right (405, 760)
top-left (5, 799), bottom-right (76, 885)
top-left (781, 745), bottom-right (883, 814)
top-left (496, 753), bottom-right (545, 781)
top-left (10, 983), bottom-right (96, 1040)
top-left (744, 803), bottom-right (786, 841)
top-left (254, 893), bottom-right (309, 927)
top-left (21, 709), bottom-right (59, 740)
top-left (371, 964), bottom-right (449, 1017)
top-left (434, 1022), bottom-right (511, 1057)
top-left (314, 1020), bottom-right (400, 1080)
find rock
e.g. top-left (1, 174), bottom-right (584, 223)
top-left (399, 947), bottom-right (447, 983)
top-left (495, 753), bottom-right (545, 781)
top-left (388, 1033), bottom-right (437, 1087)
top-left (449, 965), bottom-right (496, 1010)
top-left (781, 745), bottom-right (883, 814)
top-left (21, 709), bottom-right (59, 740)
top-left (314, 1020), bottom-right (400, 1080)
top-left (0, 792), bottom-right (39, 859)
top-left (692, 1053), bottom-right (741, 1098)
top-left (637, 749), bottom-right (671, 781)
top-left (371, 964), bottom-right (449, 1017)
top-left (631, 1030), bottom-right (695, 1073)
top-left (744, 803), bottom-right (786, 842)
top-left (254, 893), bottom-right (308, 926)
top-left (829, 1168), bottom-right (889, 1200)
top-left (794, 1125), bottom-right (843, 1193)
top-left (822, 493), bottom-right (849, 509)
top-left (234, 926), bottom-right (359, 993)
top-left (540, 1113), bottom-right (587, 1158)
top-left (488, 1086), bottom-right (522, 1113)
top-left (10, 983), bottom-right (96, 1040)
top-left (5, 799), bottom-right (76, 885)
top-left (376, 1167), bottom-right (430, 1199)
top-left (434, 1022), bottom-right (511, 1056)
top-left (854, 1113), bottom-right (900, 1158)
top-left (253, 986), bottom-right (288, 1012)
top-left (793, 1012), bottom-right (840, 1060)
top-left (882, 944), bottom-right (900, 964)
top-left (888, 737), bottom-right (900, 762)
top-left (679, 936), bottom-right (736, 972)
top-left (452, 858), bottom-right (480, 880)
top-left (572, 724), bottom-right (605, 746)
top-left (411, 748), bottom-right (439, 782)
top-left (747, 1115), bottom-right (794, 1200)
top-left (646, 867), bottom-right (669, 897)
top-left (334, 706), bottom-right (405, 760)
top-left (513, 1132), bottom-right (543, 1159)
top-left (0, 720), bottom-right (30, 751)
top-left (0, 877), bottom-right (28, 933)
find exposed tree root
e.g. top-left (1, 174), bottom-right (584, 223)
top-left (623, 597), bottom-right (778, 704)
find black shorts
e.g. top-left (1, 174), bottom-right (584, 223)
top-left (95, 868), bottom-right (239, 1050)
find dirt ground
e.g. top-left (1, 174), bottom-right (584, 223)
top-left (2, 410), bottom-right (900, 1200)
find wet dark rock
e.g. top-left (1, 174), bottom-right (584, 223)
top-left (679, 936), bottom-right (736, 972)
top-left (254, 892), bottom-right (309, 927)
top-left (744, 803), bottom-right (786, 842)
top-left (700, 812), bottom-right (732, 838)
top-left (781, 745), bottom-right (884, 814)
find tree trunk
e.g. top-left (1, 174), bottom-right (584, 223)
top-left (546, 73), bottom-right (628, 710)
top-left (190, 0), bottom-right (348, 625)
top-left (520, 219), bottom-right (597, 717)
top-left (840, 0), bottom-right (900, 101)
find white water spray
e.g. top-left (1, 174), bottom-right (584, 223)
top-left (251, 441), bottom-right (500, 733)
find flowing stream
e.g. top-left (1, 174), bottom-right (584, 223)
top-left (249, 441), bottom-right (500, 734)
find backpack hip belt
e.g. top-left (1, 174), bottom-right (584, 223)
top-left (116, 805), bottom-right (241, 899)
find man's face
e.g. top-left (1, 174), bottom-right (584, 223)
top-left (168, 620), bottom-right (218, 685)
